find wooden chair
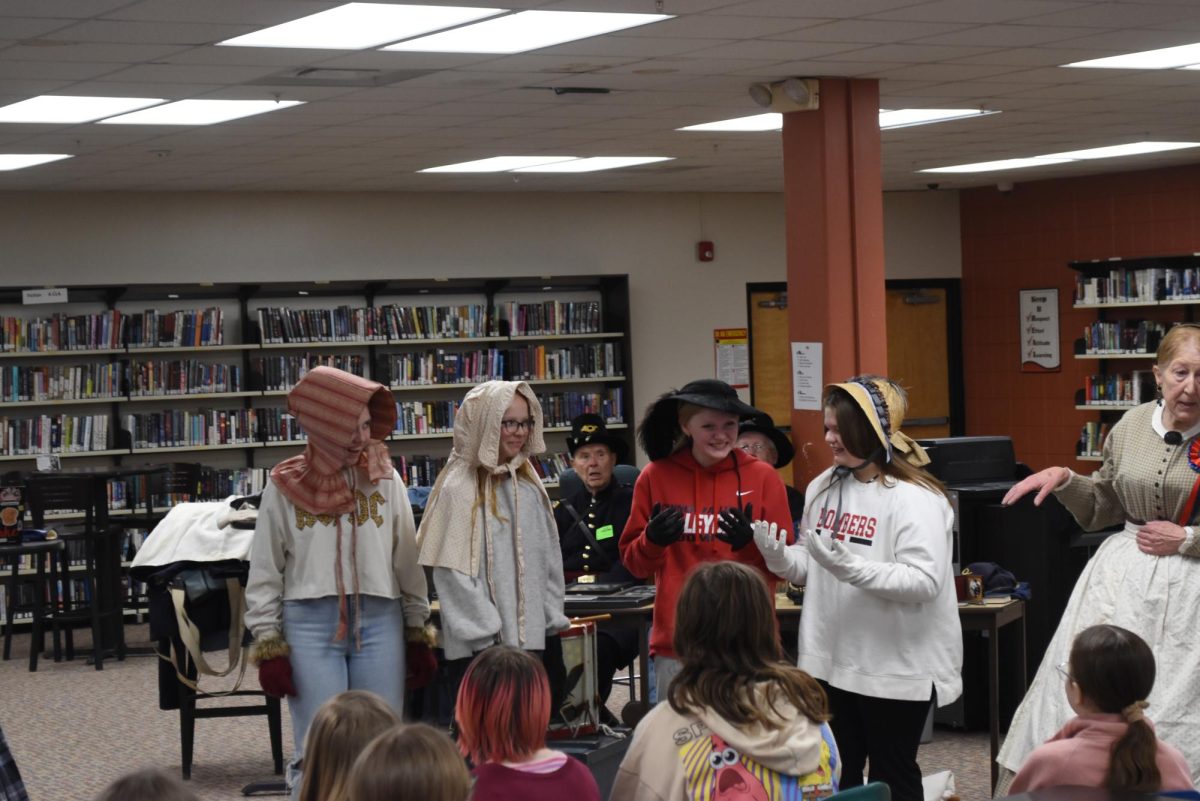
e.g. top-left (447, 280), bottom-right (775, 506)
top-left (24, 474), bottom-right (125, 670)
top-left (0, 537), bottom-right (66, 671)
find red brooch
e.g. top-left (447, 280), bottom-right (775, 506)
top-left (1189, 438), bottom-right (1200, 473)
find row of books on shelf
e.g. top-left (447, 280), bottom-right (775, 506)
top-left (127, 360), bottom-right (243, 397)
top-left (1, 299), bottom-right (617, 355)
top-left (1081, 320), bottom-right (1167, 354)
top-left (257, 300), bottom-right (605, 343)
top-left (1079, 421), bottom-right (1112, 458)
top-left (1, 413), bottom-right (111, 456)
top-left (253, 353), bottom-right (365, 392)
top-left (1080, 371), bottom-right (1156, 406)
top-left (126, 308), bottom-right (225, 349)
top-left (124, 409), bottom-right (258, 450)
top-left (1, 362), bottom-right (124, 403)
top-left (0, 308), bottom-right (226, 353)
top-left (381, 342), bottom-right (622, 387)
top-left (383, 304), bottom-right (489, 341)
top-left (1075, 267), bottom-right (1200, 305)
top-left (1, 388), bottom-right (625, 455)
top-left (497, 300), bottom-right (602, 337)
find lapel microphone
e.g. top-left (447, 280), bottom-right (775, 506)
top-left (1165, 431), bottom-right (1183, 446)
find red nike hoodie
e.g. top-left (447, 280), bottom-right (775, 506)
top-left (619, 447), bottom-right (793, 659)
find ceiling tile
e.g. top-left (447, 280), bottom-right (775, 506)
top-left (869, 1), bottom-right (1093, 24)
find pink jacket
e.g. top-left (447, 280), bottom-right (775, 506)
top-left (1011, 714), bottom-right (1194, 794)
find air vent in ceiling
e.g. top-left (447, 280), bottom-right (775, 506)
top-left (248, 67), bottom-right (433, 88)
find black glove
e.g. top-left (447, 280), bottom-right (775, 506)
top-left (716, 503), bottom-right (754, 551)
top-left (645, 503), bottom-right (684, 548)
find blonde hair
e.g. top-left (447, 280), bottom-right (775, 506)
top-left (348, 723), bottom-right (471, 801)
top-left (1156, 323), bottom-right (1200, 367)
top-left (298, 691), bottom-right (401, 801)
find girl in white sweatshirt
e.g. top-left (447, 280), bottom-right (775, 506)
top-left (753, 375), bottom-right (962, 801)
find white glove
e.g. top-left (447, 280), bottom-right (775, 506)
top-left (805, 528), bottom-right (856, 582)
top-left (753, 520), bottom-right (799, 578)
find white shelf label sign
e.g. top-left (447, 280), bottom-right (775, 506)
top-left (23, 288), bottom-right (68, 305)
top-left (1020, 288), bottom-right (1060, 372)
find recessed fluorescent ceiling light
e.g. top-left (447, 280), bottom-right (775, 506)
top-left (1042, 141), bottom-right (1200, 159)
top-left (218, 3), bottom-right (504, 50)
top-left (383, 10), bottom-right (672, 54)
top-left (0, 95), bottom-right (164, 123)
top-left (920, 142), bottom-right (1200, 173)
top-left (921, 157), bottom-right (1072, 174)
top-left (1064, 42), bottom-right (1200, 69)
top-left (99, 99), bottom-right (304, 125)
top-left (878, 108), bottom-right (998, 129)
top-left (679, 109), bottom-right (997, 132)
top-left (420, 156), bottom-right (578, 173)
top-left (511, 156), bottom-right (673, 173)
top-left (678, 113), bottom-right (782, 132)
top-left (0, 153), bottom-right (72, 171)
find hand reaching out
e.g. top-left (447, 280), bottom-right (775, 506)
top-left (1001, 466), bottom-right (1071, 507)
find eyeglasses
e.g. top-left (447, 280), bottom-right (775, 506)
top-left (500, 418), bottom-right (534, 433)
top-left (739, 443), bottom-right (774, 456)
top-left (1056, 662), bottom-right (1073, 682)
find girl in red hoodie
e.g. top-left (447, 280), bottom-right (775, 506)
top-left (618, 379), bottom-right (792, 701)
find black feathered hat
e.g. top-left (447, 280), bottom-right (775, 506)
top-left (737, 412), bottom-right (795, 469)
top-left (565, 413), bottom-right (628, 463)
top-left (638, 379), bottom-right (760, 461)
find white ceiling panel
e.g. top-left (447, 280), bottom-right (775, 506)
top-left (1022, 2), bottom-right (1200, 27)
top-left (868, 1), bottom-right (1093, 24)
top-left (0, 41), bottom-right (191, 62)
top-left (773, 19), bottom-right (974, 43)
top-left (110, 0), bottom-right (333, 26)
top-left (911, 24), bottom-right (1099, 47)
top-left (0, 0), bottom-right (1199, 191)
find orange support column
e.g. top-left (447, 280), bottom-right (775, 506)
top-left (783, 78), bottom-right (888, 489)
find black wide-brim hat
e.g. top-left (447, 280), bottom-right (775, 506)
top-left (738, 412), bottom-right (795, 469)
top-left (639, 378), bottom-right (760, 461)
top-left (565, 413), bottom-right (629, 463)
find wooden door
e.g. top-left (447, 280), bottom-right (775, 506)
top-left (885, 287), bottom-right (951, 439)
top-left (748, 286), bottom-right (797, 486)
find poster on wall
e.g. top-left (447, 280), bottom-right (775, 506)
top-left (714, 328), bottom-right (749, 388)
top-left (791, 341), bottom-right (823, 410)
top-left (1020, 288), bottom-right (1060, 372)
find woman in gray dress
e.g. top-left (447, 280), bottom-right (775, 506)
top-left (998, 323), bottom-right (1200, 788)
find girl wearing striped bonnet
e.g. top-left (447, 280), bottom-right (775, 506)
top-left (244, 366), bottom-right (431, 798)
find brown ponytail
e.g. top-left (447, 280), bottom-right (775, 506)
top-left (1069, 625), bottom-right (1160, 792)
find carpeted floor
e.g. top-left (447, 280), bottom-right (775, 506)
top-left (0, 624), bottom-right (994, 801)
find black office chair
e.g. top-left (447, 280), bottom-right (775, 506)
top-left (24, 474), bottom-right (125, 670)
top-left (556, 464), bottom-right (641, 498)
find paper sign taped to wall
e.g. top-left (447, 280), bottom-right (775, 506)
top-left (714, 328), bottom-right (749, 388)
top-left (792, 342), bottom-right (822, 410)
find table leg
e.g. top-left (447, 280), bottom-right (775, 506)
top-left (988, 616), bottom-right (1000, 792)
top-left (637, 617), bottom-right (650, 704)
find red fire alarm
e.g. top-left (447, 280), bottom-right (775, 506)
top-left (697, 241), bottom-right (715, 262)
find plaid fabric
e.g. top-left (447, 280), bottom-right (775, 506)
top-left (0, 724), bottom-right (28, 801)
top-left (1058, 401), bottom-right (1200, 530)
top-left (270, 366), bottom-right (396, 515)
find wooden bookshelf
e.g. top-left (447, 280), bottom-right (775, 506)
top-left (1069, 255), bottom-right (1200, 459)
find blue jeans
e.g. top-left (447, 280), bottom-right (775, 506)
top-left (282, 595), bottom-right (405, 796)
